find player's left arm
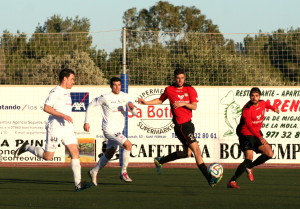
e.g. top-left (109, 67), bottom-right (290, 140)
top-left (173, 102), bottom-right (197, 110)
top-left (127, 101), bottom-right (138, 116)
top-left (126, 92), bottom-right (138, 115)
top-left (265, 100), bottom-right (279, 114)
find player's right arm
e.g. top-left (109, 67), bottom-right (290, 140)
top-left (138, 87), bottom-right (167, 105)
top-left (84, 96), bottom-right (104, 132)
top-left (83, 123), bottom-right (90, 132)
top-left (138, 98), bottom-right (163, 105)
top-left (44, 89), bottom-right (73, 123)
top-left (44, 104), bottom-right (73, 123)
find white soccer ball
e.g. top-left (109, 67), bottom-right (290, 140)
top-left (208, 163), bottom-right (223, 178)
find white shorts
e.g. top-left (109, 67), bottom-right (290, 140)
top-left (103, 130), bottom-right (127, 150)
top-left (45, 119), bottom-right (77, 152)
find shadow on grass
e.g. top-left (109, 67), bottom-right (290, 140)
top-left (0, 178), bottom-right (72, 185)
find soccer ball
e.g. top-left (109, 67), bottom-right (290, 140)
top-left (208, 163), bottom-right (223, 178)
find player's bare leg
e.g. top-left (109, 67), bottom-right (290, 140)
top-left (189, 142), bottom-right (221, 187)
top-left (42, 151), bottom-right (55, 160)
top-left (246, 143), bottom-right (273, 181)
top-left (154, 147), bottom-right (190, 174)
top-left (244, 144), bottom-right (273, 183)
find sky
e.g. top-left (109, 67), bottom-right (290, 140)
top-left (0, 0), bottom-right (299, 52)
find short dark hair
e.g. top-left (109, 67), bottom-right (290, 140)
top-left (110, 77), bottom-right (121, 86)
top-left (250, 87), bottom-right (261, 95)
top-left (59, 69), bottom-right (75, 83)
top-left (174, 69), bottom-right (185, 77)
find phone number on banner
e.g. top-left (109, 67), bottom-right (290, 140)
top-left (266, 131), bottom-right (300, 139)
top-left (172, 133), bottom-right (217, 139)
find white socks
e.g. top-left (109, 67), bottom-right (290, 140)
top-left (92, 154), bottom-right (109, 173)
top-left (91, 149), bottom-right (130, 174)
top-left (71, 158), bottom-right (81, 186)
top-left (27, 145), bottom-right (82, 186)
top-left (27, 146), bottom-right (44, 158)
top-left (121, 149), bottom-right (130, 173)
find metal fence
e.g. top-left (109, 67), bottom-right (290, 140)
top-left (1, 28), bottom-right (299, 86)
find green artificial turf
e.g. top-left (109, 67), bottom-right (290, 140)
top-left (0, 167), bottom-right (299, 209)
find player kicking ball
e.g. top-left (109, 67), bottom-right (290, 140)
top-left (138, 69), bottom-right (221, 187)
top-left (14, 69), bottom-right (92, 192)
top-left (84, 77), bottom-right (137, 186)
top-left (227, 87), bottom-right (279, 188)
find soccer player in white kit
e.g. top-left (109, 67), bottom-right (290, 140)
top-left (84, 77), bottom-right (137, 186)
top-left (15, 69), bottom-right (92, 192)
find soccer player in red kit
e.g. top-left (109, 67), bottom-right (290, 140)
top-left (138, 69), bottom-right (221, 187)
top-left (227, 87), bottom-right (279, 188)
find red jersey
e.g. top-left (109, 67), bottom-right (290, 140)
top-left (237, 100), bottom-right (276, 138)
top-left (159, 83), bottom-right (198, 124)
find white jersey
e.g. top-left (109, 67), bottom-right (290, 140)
top-left (44, 86), bottom-right (72, 123)
top-left (85, 91), bottom-right (131, 133)
top-left (44, 86), bottom-right (76, 151)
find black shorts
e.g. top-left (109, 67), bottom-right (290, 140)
top-left (238, 134), bottom-right (263, 153)
top-left (174, 121), bottom-right (197, 148)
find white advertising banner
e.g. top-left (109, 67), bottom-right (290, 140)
top-left (0, 86), bottom-right (300, 164)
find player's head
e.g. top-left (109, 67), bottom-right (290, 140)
top-left (174, 69), bottom-right (185, 88)
top-left (59, 69), bottom-right (75, 89)
top-left (250, 87), bottom-right (261, 105)
top-left (110, 77), bottom-right (121, 94)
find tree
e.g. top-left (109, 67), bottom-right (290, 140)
top-left (127, 43), bottom-right (173, 85)
top-left (28, 15), bottom-right (93, 59)
top-left (0, 15), bottom-right (104, 85)
top-left (34, 51), bottom-right (107, 85)
top-left (123, 1), bottom-right (222, 48)
top-left (35, 14), bottom-right (91, 33)
top-left (0, 48), bottom-right (6, 84)
top-left (0, 30), bottom-right (35, 84)
top-left (123, 1), bottom-right (220, 33)
top-left (120, 1), bottom-right (297, 86)
top-left (267, 29), bottom-right (300, 83)
top-left (241, 29), bottom-right (300, 85)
